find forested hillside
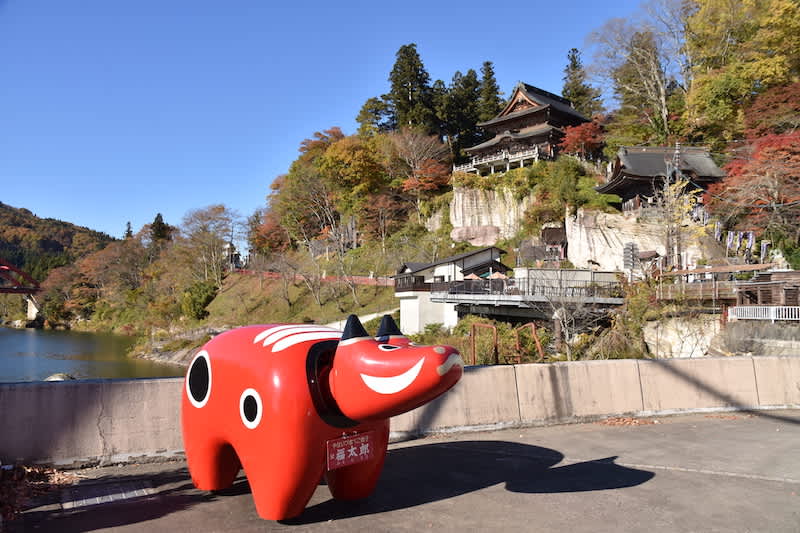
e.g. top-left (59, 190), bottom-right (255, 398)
top-left (0, 202), bottom-right (113, 281)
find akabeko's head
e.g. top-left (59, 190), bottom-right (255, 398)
top-left (328, 315), bottom-right (463, 421)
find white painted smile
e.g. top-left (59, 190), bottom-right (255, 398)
top-left (436, 353), bottom-right (464, 376)
top-left (360, 357), bottom-right (425, 395)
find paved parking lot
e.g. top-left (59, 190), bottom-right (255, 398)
top-left (11, 410), bottom-right (800, 532)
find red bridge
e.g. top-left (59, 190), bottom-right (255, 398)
top-left (0, 259), bottom-right (41, 294)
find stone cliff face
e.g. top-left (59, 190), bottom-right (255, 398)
top-left (446, 187), bottom-right (534, 246)
top-left (565, 208), bottom-right (706, 270)
top-left (443, 188), bottom-right (710, 270)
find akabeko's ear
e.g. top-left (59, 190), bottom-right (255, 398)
top-left (341, 314), bottom-right (369, 341)
top-left (376, 315), bottom-right (403, 339)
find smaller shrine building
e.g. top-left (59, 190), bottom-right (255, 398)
top-left (596, 145), bottom-right (726, 211)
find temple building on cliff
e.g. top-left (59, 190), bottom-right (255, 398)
top-left (454, 82), bottom-right (588, 175)
top-left (596, 145), bottom-right (726, 212)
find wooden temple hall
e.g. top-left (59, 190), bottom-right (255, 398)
top-left (453, 82), bottom-right (588, 175)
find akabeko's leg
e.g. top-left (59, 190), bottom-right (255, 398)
top-left (242, 452), bottom-right (326, 521)
top-left (185, 439), bottom-right (241, 491)
top-left (326, 422), bottom-right (390, 501)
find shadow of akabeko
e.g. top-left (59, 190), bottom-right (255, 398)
top-left (288, 439), bottom-right (654, 524)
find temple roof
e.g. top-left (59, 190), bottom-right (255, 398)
top-left (465, 124), bottom-right (558, 153)
top-left (478, 82), bottom-right (588, 127)
top-left (615, 146), bottom-right (725, 179)
top-left (596, 146), bottom-right (726, 197)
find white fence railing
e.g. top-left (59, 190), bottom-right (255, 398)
top-left (453, 148), bottom-right (542, 173)
top-left (728, 306), bottom-right (800, 322)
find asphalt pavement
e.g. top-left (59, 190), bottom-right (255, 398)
top-left (10, 410), bottom-right (800, 532)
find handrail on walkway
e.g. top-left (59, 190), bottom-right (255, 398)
top-left (728, 305), bottom-right (800, 322)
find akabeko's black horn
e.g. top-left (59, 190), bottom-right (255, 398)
top-left (341, 314), bottom-right (369, 341)
top-left (376, 315), bottom-right (403, 339)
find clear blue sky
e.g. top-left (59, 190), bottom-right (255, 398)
top-left (0, 0), bottom-right (643, 240)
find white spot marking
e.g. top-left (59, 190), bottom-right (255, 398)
top-left (436, 354), bottom-right (464, 376)
top-left (239, 388), bottom-right (263, 429)
top-left (360, 357), bottom-right (425, 395)
top-left (271, 331), bottom-right (341, 352)
top-left (186, 350), bottom-right (211, 409)
top-left (253, 325), bottom-right (294, 344)
top-left (261, 326), bottom-right (339, 347)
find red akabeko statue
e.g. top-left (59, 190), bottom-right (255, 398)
top-left (181, 314), bottom-right (463, 520)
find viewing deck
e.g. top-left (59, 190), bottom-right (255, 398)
top-left (428, 278), bottom-right (624, 307)
top-left (453, 147), bottom-right (541, 175)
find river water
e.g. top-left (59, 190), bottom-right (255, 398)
top-left (0, 327), bottom-right (185, 383)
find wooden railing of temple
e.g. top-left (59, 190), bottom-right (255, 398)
top-left (453, 147), bottom-right (542, 173)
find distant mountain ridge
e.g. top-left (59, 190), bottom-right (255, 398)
top-left (0, 201), bottom-right (114, 281)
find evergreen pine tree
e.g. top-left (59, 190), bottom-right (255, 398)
top-left (561, 48), bottom-right (603, 118)
top-left (356, 96), bottom-right (395, 136)
top-left (478, 61), bottom-right (504, 122)
top-left (150, 213), bottom-right (170, 242)
top-left (387, 44), bottom-right (436, 133)
top-left (431, 79), bottom-right (449, 136)
top-left (440, 70), bottom-right (481, 161)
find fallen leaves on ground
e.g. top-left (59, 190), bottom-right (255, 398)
top-left (0, 465), bottom-right (81, 523)
top-left (597, 417), bottom-right (657, 426)
top-left (704, 414), bottom-right (754, 420)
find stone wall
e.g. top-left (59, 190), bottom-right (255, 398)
top-left (445, 188), bottom-right (712, 269)
top-left (565, 208), bottom-right (707, 270)
top-left (447, 187), bottom-right (534, 246)
top-left (643, 315), bottom-right (722, 358)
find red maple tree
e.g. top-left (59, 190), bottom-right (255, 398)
top-left (743, 82), bottom-right (800, 138)
top-left (559, 119), bottom-right (604, 159)
top-left (707, 132), bottom-right (800, 243)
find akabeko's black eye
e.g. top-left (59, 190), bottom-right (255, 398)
top-left (378, 344), bottom-right (401, 351)
top-left (239, 388), bottom-right (263, 429)
top-left (187, 351), bottom-right (211, 408)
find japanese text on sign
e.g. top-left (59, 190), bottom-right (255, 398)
top-left (326, 431), bottom-right (376, 470)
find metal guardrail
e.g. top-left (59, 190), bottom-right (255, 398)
top-left (394, 275), bottom-right (431, 292)
top-left (728, 306), bottom-right (800, 322)
top-left (657, 281), bottom-right (738, 301)
top-left (428, 279), bottom-right (624, 305)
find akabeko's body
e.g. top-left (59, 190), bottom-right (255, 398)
top-left (181, 315), bottom-right (463, 520)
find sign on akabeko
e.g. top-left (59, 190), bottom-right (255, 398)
top-left (326, 431), bottom-right (376, 471)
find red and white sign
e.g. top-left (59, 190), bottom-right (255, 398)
top-left (326, 431), bottom-right (376, 471)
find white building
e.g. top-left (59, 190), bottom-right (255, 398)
top-left (394, 247), bottom-right (509, 334)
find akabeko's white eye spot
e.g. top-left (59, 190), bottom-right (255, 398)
top-left (187, 351), bottom-right (212, 408)
top-left (239, 388), bottom-right (263, 429)
top-left (378, 344), bottom-right (401, 351)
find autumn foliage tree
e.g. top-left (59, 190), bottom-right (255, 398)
top-left (743, 82), bottom-right (800, 138)
top-left (559, 119), bottom-right (605, 159)
top-left (686, 0), bottom-right (800, 145)
top-left (401, 158), bottom-right (451, 219)
top-left (707, 133), bottom-right (800, 261)
top-left (390, 128), bottom-right (450, 221)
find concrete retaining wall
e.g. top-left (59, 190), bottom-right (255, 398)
top-left (0, 378), bottom-right (184, 467)
top-left (1, 357), bottom-right (798, 466)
